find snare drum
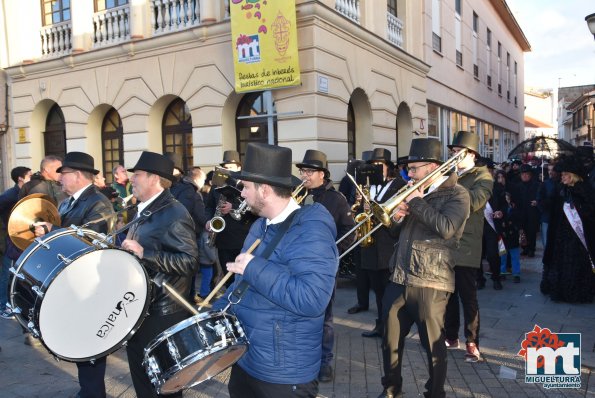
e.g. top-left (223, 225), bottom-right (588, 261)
top-left (10, 227), bottom-right (150, 362)
top-left (143, 311), bottom-right (248, 394)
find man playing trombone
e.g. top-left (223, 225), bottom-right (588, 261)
top-left (297, 149), bottom-right (356, 383)
top-left (379, 139), bottom-right (470, 398)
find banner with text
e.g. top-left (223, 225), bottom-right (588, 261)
top-left (230, 0), bottom-right (301, 92)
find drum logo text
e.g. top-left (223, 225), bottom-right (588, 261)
top-left (96, 292), bottom-right (138, 339)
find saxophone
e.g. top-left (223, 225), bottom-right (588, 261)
top-left (207, 195), bottom-right (226, 247)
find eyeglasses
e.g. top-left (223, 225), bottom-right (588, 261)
top-left (407, 163), bottom-right (431, 173)
top-left (299, 169), bottom-right (318, 176)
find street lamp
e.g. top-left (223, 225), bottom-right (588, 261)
top-left (586, 13), bottom-right (595, 39)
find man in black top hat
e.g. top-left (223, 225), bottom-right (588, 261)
top-left (120, 151), bottom-right (198, 398)
top-left (349, 148), bottom-right (405, 339)
top-left (297, 149), bottom-right (356, 382)
top-left (33, 152), bottom-right (115, 398)
top-left (205, 150), bottom-right (256, 289)
top-left (380, 138), bottom-right (470, 398)
top-left (515, 163), bottom-right (541, 258)
top-left (212, 143), bottom-right (338, 397)
top-left (442, 131), bottom-right (493, 364)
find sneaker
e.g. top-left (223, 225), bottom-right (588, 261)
top-left (445, 338), bottom-right (459, 349)
top-left (465, 343), bottom-right (481, 362)
top-left (0, 308), bottom-right (14, 320)
top-left (513, 276), bottom-right (521, 283)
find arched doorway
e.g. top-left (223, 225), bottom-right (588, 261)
top-left (162, 98), bottom-right (193, 171)
top-left (44, 104), bottom-right (66, 159)
top-left (396, 102), bottom-right (413, 157)
top-left (235, 91), bottom-right (277, 160)
top-left (101, 107), bottom-right (124, 183)
top-left (347, 100), bottom-right (356, 160)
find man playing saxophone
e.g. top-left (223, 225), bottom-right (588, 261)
top-left (297, 149), bottom-right (356, 383)
top-left (379, 139), bottom-right (470, 398)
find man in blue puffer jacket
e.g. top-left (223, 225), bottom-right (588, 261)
top-left (213, 143), bottom-right (338, 397)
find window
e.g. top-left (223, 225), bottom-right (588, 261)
top-left (101, 108), bottom-right (124, 184)
top-left (44, 104), bottom-right (66, 159)
top-left (474, 64), bottom-right (479, 78)
top-left (456, 50), bottom-right (463, 67)
top-left (428, 103), bottom-right (439, 138)
top-left (506, 52), bottom-right (511, 102)
top-left (347, 100), bottom-right (356, 161)
top-left (473, 12), bottom-right (478, 32)
top-left (236, 92), bottom-right (278, 159)
top-left (95, 0), bottom-right (128, 12)
top-left (387, 0), bottom-right (397, 17)
top-left (455, 0), bottom-right (461, 15)
top-left (432, 0), bottom-right (441, 52)
top-left (42, 0), bottom-right (71, 26)
top-left (455, 1), bottom-right (462, 67)
top-left (486, 28), bottom-right (492, 88)
top-left (162, 98), bottom-right (193, 172)
top-left (497, 42), bottom-right (502, 96)
top-left (487, 29), bottom-right (491, 47)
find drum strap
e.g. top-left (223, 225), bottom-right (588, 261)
top-left (229, 209), bottom-right (299, 301)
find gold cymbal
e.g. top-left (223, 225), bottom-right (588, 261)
top-left (8, 194), bottom-right (61, 251)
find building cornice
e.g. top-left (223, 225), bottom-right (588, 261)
top-left (490, 0), bottom-right (531, 52)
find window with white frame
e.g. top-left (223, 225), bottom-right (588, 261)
top-left (472, 12), bottom-right (478, 78)
top-left (432, 0), bottom-right (442, 52)
top-left (486, 28), bottom-right (492, 88)
top-left (41, 0), bottom-right (70, 26)
top-left (455, 0), bottom-right (462, 67)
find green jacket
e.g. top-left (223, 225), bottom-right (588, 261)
top-left (454, 165), bottom-right (494, 268)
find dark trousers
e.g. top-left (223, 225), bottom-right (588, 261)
top-left (229, 364), bottom-right (318, 398)
top-left (444, 266), bottom-right (480, 345)
top-left (522, 212), bottom-right (539, 253)
top-left (321, 283), bottom-right (336, 366)
top-left (483, 225), bottom-right (501, 280)
top-left (126, 311), bottom-right (188, 398)
top-left (356, 268), bottom-right (390, 319)
top-left (381, 283), bottom-right (449, 398)
top-left (76, 358), bottom-right (107, 398)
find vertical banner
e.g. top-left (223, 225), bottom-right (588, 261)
top-left (230, 0), bottom-right (301, 92)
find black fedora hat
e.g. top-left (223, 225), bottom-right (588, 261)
top-left (220, 150), bottom-right (241, 167)
top-left (164, 152), bottom-right (184, 172)
top-left (296, 150), bottom-right (329, 176)
top-left (232, 143), bottom-right (300, 188)
top-left (57, 152), bottom-right (99, 175)
top-left (448, 131), bottom-right (480, 155)
top-left (401, 138), bottom-right (443, 165)
top-left (128, 151), bottom-right (176, 182)
top-left (367, 148), bottom-right (392, 165)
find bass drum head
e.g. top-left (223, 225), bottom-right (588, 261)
top-left (39, 248), bottom-right (149, 361)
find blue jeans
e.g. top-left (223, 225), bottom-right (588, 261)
top-left (321, 285), bottom-right (336, 367)
top-left (199, 264), bottom-right (214, 297)
top-left (500, 248), bottom-right (520, 276)
top-left (0, 256), bottom-right (13, 308)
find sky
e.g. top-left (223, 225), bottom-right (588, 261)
top-left (507, 0), bottom-right (595, 90)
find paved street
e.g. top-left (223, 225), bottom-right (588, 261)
top-left (0, 242), bottom-right (593, 397)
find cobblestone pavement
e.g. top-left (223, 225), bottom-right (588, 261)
top-left (0, 243), bottom-right (593, 397)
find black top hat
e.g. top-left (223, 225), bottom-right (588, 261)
top-left (128, 151), bottom-right (176, 182)
top-left (448, 131), bottom-right (480, 155)
top-left (367, 148), bottom-right (392, 164)
top-left (361, 151), bottom-right (373, 162)
top-left (57, 152), bottom-right (99, 175)
top-left (164, 152), bottom-right (184, 172)
top-left (296, 150), bottom-right (329, 175)
top-left (231, 143), bottom-right (300, 188)
top-left (401, 139), bottom-right (443, 165)
top-left (220, 150), bottom-right (241, 167)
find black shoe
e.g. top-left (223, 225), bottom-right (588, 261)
top-left (347, 304), bottom-right (368, 314)
top-left (477, 279), bottom-right (486, 290)
top-left (493, 279), bottom-right (503, 290)
top-left (362, 320), bottom-right (382, 338)
top-left (514, 276), bottom-right (521, 283)
top-left (318, 364), bottom-right (333, 382)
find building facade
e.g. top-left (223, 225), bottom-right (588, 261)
top-left (558, 85), bottom-right (595, 146)
top-left (0, 0), bottom-right (527, 190)
top-left (523, 88), bottom-right (555, 139)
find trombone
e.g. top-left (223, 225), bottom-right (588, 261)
top-left (292, 181), bottom-right (308, 205)
top-left (336, 148), bottom-right (469, 259)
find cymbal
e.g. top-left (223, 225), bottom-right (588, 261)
top-left (8, 194), bottom-right (61, 251)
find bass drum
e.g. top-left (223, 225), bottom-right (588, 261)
top-left (143, 311), bottom-right (248, 394)
top-left (10, 227), bottom-right (150, 362)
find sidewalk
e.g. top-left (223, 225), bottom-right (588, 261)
top-left (0, 243), bottom-right (593, 397)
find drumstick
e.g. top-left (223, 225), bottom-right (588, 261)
top-left (199, 238), bottom-right (261, 310)
top-left (162, 281), bottom-right (199, 316)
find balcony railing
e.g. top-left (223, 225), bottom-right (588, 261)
top-left (387, 12), bottom-right (403, 49)
top-left (93, 5), bottom-right (131, 47)
top-left (152, 0), bottom-right (201, 35)
top-left (335, 0), bottom-right (360, 23)
top-left (40, 21), bottom-right (72, 58)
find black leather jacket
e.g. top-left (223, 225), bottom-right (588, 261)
top-left (126, 190), bottom-right (198, 316)
top-left (60, 185), bottom-right (115, 233)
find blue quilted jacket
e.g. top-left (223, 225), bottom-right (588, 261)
top-left (213, 203), bottom-right (338, 384)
